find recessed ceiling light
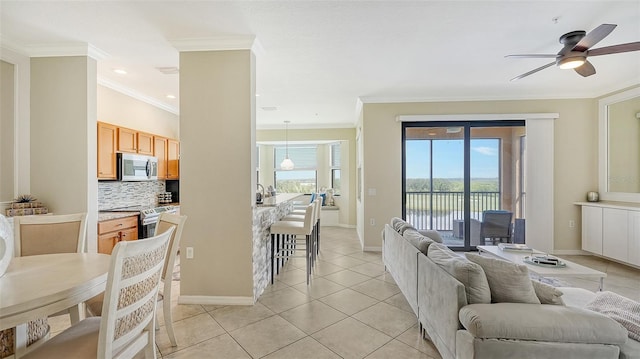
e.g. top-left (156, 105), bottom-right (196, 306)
top-left (428, 132), bottom-right (437, 136)
top-left (166, 94), bottom-right (176, 99)
top-left (255, 94), bottom-right (261, 97)
top-left (113, 68), bottom-right (127, 75)
top-left (156, 67), bottom-right (179, 75)
top-left (261, 106), bottom-right (278, 111)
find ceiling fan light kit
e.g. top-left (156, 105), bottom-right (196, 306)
top-left (507, 23), bottom-right (640, 80)
top-left (557, 55), bottom-right (586, 69)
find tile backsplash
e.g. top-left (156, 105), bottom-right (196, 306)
top-left (98, 181), bottom-right (166, 210)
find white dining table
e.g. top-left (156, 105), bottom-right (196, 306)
top-left (0, 252), bottom-right (111, 356)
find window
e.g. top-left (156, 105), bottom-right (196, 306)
top-left (330, 143), bottom-right (341, 194)
top-left (274, 146), bottom-right (317, 193)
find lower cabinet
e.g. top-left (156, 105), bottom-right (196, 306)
top-left (98, 216), bottom-right (138, 254)
top-left (580, 202), bottom-right (640, 266)
top-left (581, 206), bottom-right (603, 255)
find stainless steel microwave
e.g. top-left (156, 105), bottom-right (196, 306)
top-left (117, 153), bottom-right (158, 181)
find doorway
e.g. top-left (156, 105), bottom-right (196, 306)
top-left (402, 121), bottom-right (525, 250)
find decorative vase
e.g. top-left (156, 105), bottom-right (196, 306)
top-left (586, 191), bottom-right (599, 202)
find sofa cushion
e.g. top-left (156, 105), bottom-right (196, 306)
top-left (465, 253), bottom-right (540, 304)
top-left (531, 280), bottom-right (564, 305)
top-left (417, 229), bottom-right (443, 243)
top-left (391, 217), bottom-right (415, 235)
top-left (403, 229), bottom-right (435, 254)
top-left (427, 243), bottom-right (491, 304)
top-left (459, 303), bottom-right (628, 345)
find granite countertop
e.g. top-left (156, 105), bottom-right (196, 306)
top-left (256, 193), bottom-right (303, 208)
top-left (98, 212), bottom-right (139, 222)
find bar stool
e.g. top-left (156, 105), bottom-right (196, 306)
top-left (270, 203), bottom-right (315, 285)
top-left (281, 199), bottom-right (320, 266)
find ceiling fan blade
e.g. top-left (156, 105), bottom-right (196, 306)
top-left (572, 24), bottom-right (617, 52)
top-left (588, 42), bottom-right (640, 56)
top-left (575, 60), bottom-right (596, 77)
top-left (510, 61), bottom-right (555, 81)
top-left (505, 54), bottom-right (559, 59)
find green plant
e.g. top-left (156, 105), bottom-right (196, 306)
top-left (14, 194), bottom-right (36, 203)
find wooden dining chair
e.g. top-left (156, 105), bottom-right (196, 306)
top-left (13, 213), bottom-right (87, 257)
top-left (152, 213), bottom-right (187, 347)
top-left (85, 213), bottom-right (187, 347)
top-left (21, 226), bottom-right (175, 359)
top-left (13, 213), bottom-right (88, 325)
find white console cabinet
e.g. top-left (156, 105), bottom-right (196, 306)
top-left (577, 201), bottom-right (640, 266)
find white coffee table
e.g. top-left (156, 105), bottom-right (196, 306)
top-left (477, 245), bottom-right (606, 291)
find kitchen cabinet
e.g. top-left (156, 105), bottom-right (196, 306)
top-left (167, 139), bottom-right (180, 179)
top-left (154, 136), bottom-right (168, 180)
top-left (137, 131), bottom-right (154, 155)
top-left (118, 127), bottom-right (138, 153)
top-left (97, 122), bottom-right (117, 179)
top-left (97, 215), bottom-right (138, 254)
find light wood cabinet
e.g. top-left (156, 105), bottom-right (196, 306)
top-left (167, 139), bottom-right (180, 180)
top-left (154, 136), bottom-right (168, 180)
top-left (137, 131), bottom-right (154, 155)
top-left (97, 216), bottom-right (138, 254)
top-left (98, 122), bottom-right (179, 180)
top-left (118, 127), bottom-right (137, 153)
top-left (97, 122), bottom-right (117, 179)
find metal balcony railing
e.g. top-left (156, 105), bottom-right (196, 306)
top-left (405, 191), bottom-right (501, 231)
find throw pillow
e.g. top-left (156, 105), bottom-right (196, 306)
top-left (391, 217), bottom-right (416, 235)
top-left (417, 229), bottom-right (443, 243)
top-left (586, 291), bottom-right (640, 341)
top-left (465, 252), bottom-right (540, 304)
top-left (531, 280), bottom-right (564, 305)
top-left (403, 229), bottom-right (434, 254)
top-left (427, 243), bottom-right (491, 304)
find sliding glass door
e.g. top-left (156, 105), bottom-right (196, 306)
top-left (402, 121), bottom-right (525, 250)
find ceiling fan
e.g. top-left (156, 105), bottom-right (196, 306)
top-left (507, 24), bottom-right (640, 81)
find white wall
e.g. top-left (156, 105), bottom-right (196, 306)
top-left (0, 60), bottom-right (15, 203)
top-left (97, 85), bottom-right (179, 139)
top-left (360, 99), bottom-right (597, 253)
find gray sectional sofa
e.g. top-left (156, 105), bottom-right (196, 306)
top-left (383, 219), bottom-right (640, 359)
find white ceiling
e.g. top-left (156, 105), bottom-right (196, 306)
top-left (1, 1), bottom-right (639, 129)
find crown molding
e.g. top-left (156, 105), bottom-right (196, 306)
top-left (98, 76), bottom-right (179, 115)
top-left (170, 35), bottom-right (264, 56)
top-left (3, 40), bottom-right (109, 60)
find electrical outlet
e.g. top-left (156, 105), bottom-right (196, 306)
top-left (186, 247), bottom-right (194, 259)
top-left (569, 220), bottom-right (575, 228)
top-left (370, 218), bottom-right (375, 226)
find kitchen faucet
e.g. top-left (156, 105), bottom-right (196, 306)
top-left (256, 183), bottom-right (265, 203)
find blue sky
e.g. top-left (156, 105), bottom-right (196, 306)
top-left (406, 139), bottom-right (499, 178)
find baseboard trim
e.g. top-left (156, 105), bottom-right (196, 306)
top-left (552, 249), bottom-right (588, 255)
top-left (363, 246), bottom-right (382, 252)
top-left (338, 224), bottom-right (357, 229)
top-left (178, 295), bottom-right (254, 306)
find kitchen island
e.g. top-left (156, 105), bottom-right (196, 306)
top-left (252, 193), bottom-right (303, 300)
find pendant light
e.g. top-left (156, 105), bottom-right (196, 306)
top-left (280, 121), bottom-right (295, 170)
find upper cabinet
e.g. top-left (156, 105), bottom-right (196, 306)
top-left (154, 136), bottom-right (168, 180)
top-left (137, 132), bottom-right (154, 155)
top-left (97, 122), bottom-right (117, 180)
top-left (117, 127), bottom-right (137, 153)
top-left (98, 122), bottom-right (179, 180)
top-left (167, 139), bottom-right (180, 180)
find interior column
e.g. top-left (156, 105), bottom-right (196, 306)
top-left (177, 41), bottom-right (257, 304)
top-left (30, 54), bottom-right (98, 252)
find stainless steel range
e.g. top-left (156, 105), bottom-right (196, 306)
top-left (101, 205), bottom-right (177, 238)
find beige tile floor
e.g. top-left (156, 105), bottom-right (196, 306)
top-left (49, 227), bottom-right (640, 358)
